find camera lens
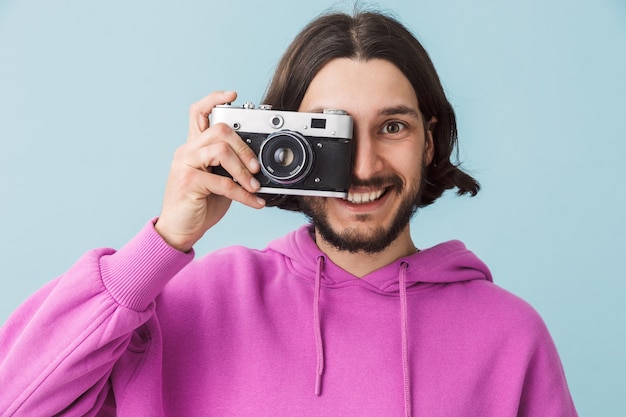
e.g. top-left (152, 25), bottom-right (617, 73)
top-left (273, 147), bottom-right (295, 167)
top-left (259, 131), bottom-right (313, 184)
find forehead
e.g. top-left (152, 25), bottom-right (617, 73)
top-left (299, 58), bottom-right (419, 115)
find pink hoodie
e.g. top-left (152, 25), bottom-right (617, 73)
top-left (0, 220), bottom-right (577, 416)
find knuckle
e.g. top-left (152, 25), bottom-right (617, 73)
top-left (173, 144), bottom-right (188, 159)
top-left (179, 170), bottom-right (196, 186)
top-left (234, 141), bottom-right (253, 156)
top-left (189, 102), bottom-right (201, 115)
top-left (211, 122), bottom-right (231, 137)
top-left (171, 166), bottom-right (197, 189)
top-left (213, 141), bottom-right (230, 155)
top-left (219, 176), bottom-right (241, 194)
top-left (234, 163), bottom-right (250, 178)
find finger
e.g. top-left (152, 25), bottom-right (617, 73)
top-left (187, 122), bottom-right (260, 176)
top-left (188, 90), bottom-right (237, 141)
top-left (195, 170), bottom-right (266, 209)
top-left (188, 141), bottom-right (258, 193)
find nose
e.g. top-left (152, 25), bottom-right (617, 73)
top-left (351, 128), bottom-right (383, 181)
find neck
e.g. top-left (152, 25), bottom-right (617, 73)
top-left (314, 226), bottom-right (417, 278)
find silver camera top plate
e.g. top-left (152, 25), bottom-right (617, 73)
top-left (211, 103), bottom-right (353, 139)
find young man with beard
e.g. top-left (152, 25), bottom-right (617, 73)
top-left (0, 11), bottom-right (577, 417)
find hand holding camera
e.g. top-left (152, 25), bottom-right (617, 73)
top-left (155, 91), bottom-right (266, 252)
top-left (155, 92), bottom-right (354, 252)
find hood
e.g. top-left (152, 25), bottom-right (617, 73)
top-left (267, 225), bottom-right (492, 291)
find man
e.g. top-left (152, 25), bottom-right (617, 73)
top-left (0, 11), bottom-right (577, 416)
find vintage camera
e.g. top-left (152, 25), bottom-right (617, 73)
top-left (210, 102), bottom-right (353, 200)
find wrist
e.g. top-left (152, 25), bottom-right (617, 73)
top-left (153, 219), bottom-right (195, 253)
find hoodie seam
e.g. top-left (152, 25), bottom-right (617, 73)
top-left (268, 236), bottom-right (488, 294)
top-left (280, 251), bottom-right (448, 295)
top-left (289, 269), bottom-right (443, 297)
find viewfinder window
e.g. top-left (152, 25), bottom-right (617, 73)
top-left (311, 118), bottom-right (326, 129)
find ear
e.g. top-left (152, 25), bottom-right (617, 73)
top-left (424, 116), bottom-right (437, 166)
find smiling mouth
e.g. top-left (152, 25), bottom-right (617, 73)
top-left (345, 187), bottom-right (390, 204)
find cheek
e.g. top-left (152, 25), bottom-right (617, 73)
top-left (387, 146), bottom-right (426, 181)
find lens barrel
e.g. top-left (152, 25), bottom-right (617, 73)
top-left (259, 131), bottom-right (313, 184)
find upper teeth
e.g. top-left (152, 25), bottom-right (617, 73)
top-left (346, 189), bottom-right (384, 204)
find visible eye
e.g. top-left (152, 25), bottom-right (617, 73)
top-left (380, 121), bottom-right (407, 135)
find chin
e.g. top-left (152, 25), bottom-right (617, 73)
top-left (303, 200), bottom-right (416, 254)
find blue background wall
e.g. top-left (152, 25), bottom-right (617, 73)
top-left (1, 0), bottom-right (624, 414)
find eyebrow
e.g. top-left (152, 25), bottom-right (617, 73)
top-left (378, 105), bottom-right (420, 120)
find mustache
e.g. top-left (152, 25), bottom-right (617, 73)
top-left (350, 174), bottom-right (404, 191)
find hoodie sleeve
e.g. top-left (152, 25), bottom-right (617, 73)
top-left (0, 220), bottom-right (193, 417)
top-left (517, 316), bottom-right (578, 416)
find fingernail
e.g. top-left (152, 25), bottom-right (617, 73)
top-left (250, 177), bottom-right (261, 190)
top-left (256, 197), bottom-right (266, 207)
top-left (224, 90), bottom-right (236, 96)
top-left (249, 158), bottom-right (260, 172)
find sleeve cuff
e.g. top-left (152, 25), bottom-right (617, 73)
top-left (99, 218), bottom-right (195, 311)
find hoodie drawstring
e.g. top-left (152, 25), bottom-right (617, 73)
top-left (312, 256), bottom-right (412, 417)
top-left (314, 255), bottom-right (325, 396)
top-left (399, 261), bottom-right (412, 417)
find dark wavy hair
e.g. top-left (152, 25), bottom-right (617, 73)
top-left (262, 11), bottom-right (479, 211)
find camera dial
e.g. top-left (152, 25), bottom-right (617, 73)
top-left (323, 109), bottom-right (348, 115)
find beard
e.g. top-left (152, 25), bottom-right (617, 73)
top-left (300, 172), bottom-right (425, 254)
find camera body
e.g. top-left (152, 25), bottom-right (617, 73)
top-left (211, 102), bottom-right (353, 199)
